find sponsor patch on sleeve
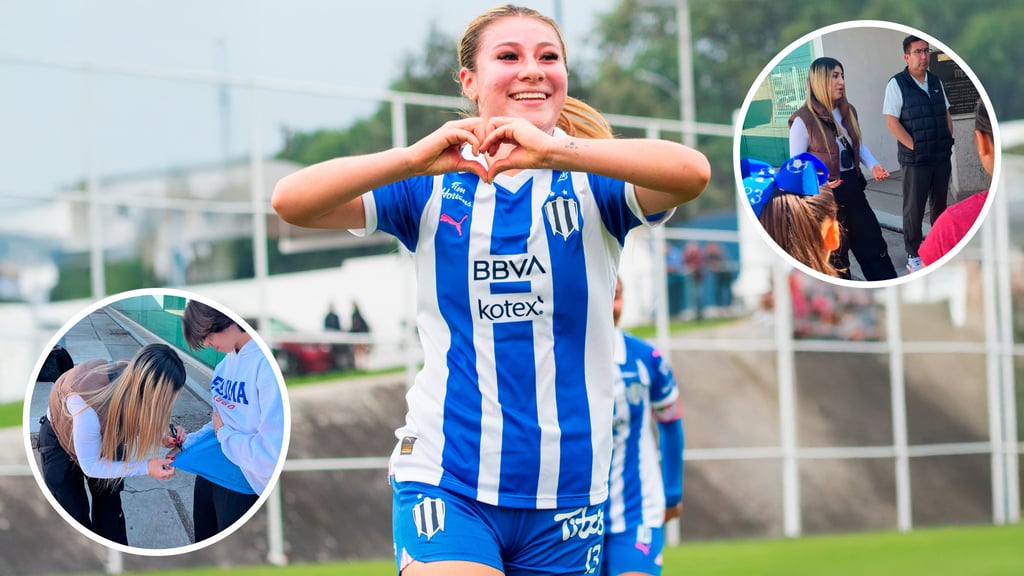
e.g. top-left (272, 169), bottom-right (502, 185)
top-left (653, 398), bottom-right (682, 423)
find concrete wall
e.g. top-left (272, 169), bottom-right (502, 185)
top-left (822, 27), bottom-right (900, 174)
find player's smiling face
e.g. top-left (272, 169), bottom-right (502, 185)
top-left (460, 15), bottom-right (568, 134)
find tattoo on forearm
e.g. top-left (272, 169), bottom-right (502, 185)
top-left (566, 141), bottom-right (579, 150)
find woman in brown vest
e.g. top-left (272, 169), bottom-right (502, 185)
top-left (789, 57), bottom-right (897, 281)
top-left (37, 343), bottom-right (185, 545)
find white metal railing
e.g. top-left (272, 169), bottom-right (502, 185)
top-left (262, 247), bottom-right (1020, 562)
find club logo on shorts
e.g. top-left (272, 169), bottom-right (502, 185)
top-left (413, 497), bottom-right (445, 540)
top-left (544, 195), bottom-right (580, 240)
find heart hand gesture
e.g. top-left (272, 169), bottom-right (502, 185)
top-left (406, 118), bottom-right (489, 182)
top-left (477, 116), bottom-right (557, 181)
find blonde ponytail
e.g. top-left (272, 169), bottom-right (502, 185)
top-left (558, 97), bottom-right (614, 139)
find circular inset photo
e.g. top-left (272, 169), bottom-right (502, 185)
top-left (23, 289), bottom-right (290, 555)
top-left (735, 20), bottom-right (999, 286)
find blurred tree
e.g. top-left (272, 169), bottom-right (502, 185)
top-left (277, 25), bottom-right (463, 166)
top-left (583, 0), bottom-right (779, 219)
top-left (276, 0), bottom-right (1022, 215)
top-left (50, 258), bottom-right (157, 301)
top-left (588, 0), bottom-right (681, 120)
top-left (277, 20), bottom-right (594, 166)
top-left (579, 0), bottom-right (1020, 219)
top-left (767, 0), bottom-right (1018, 120)
top-left (946, 3), bottom-right (1024, 121)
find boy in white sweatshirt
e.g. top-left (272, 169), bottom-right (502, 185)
top-left (180, 300), bottom-right (285, 542)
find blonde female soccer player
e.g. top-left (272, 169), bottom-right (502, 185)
top-left (273, 5), bottom-right (710, 574)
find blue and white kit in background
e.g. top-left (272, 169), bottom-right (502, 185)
top-left (361, 138), bottom-right (672, 509)
top-left (183, 338), bottom-right (284, 494)
top-left (606, 329), bottom-right (684, 534)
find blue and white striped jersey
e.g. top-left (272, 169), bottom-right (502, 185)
top-left (364, 158), bottom-right (666, 509)
top-left (606, 329), bottom-right (681, 532)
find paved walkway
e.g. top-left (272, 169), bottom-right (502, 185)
top-left (855, 169), bottom-right (981, 281)
top-left (26, 306), bottom-right (214, 550)
top-left (860, 172), bottom-right (913, 281)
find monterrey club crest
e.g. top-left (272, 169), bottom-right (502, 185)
top-left (544, 195), bottom-right (581, 240)
top-left (413, 497), bottom-right (445, 540)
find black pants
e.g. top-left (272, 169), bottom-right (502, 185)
top-left (38, 416), bottom-right (128, 545)
top-left (830, 169), bottom-right (898, 281)
top-left (902, 159), bottom-right (952, 257)
top-left (193, 475), bottom-right (259, 542)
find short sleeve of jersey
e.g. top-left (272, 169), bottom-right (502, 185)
top-left (363, 175), bottom-right (435, 252)
top-left (648, 349), bottom-right (677, 405)
top-left (648, 348), bottom-right (681, 422)
top-left (589, 173), bottom-right (674, 246)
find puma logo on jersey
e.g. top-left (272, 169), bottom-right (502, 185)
top-left (440, 213), bottom-right (468, 236)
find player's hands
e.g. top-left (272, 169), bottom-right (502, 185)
top-left (825, 178), bottom-right (843, 189)
top-left (477, 116), bottom-right (556, 181)
top-left (664, 502), bottom-right (683, 522)
top-left (148, 457), bottom-right (176, 480)
top-left (871, 164), bottom-right (890, 181)
top-left (406, 118), bottom-right (489, 181)
top-left (406, 117), bottom-right (562, 183)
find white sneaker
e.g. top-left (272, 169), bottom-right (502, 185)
top-left (906, 256), bottom-right (923, 273)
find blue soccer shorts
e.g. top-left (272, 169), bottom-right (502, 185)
top-left (600, 525), bottom-right (664, 576)
top-left (393, 480), bottom-right (605, 575)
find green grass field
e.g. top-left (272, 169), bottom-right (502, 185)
top-left (0, 400), bottom-right (22, 429)
top-left (280, 365), bottom-right (406, 387)
top-left (66, 524), bottom-right (1024, 576)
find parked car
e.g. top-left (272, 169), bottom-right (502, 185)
top-left (245, 317), bottom-right (346, 376)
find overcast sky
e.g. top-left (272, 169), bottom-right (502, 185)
top-left (0, 0), bottom-right (617, 196)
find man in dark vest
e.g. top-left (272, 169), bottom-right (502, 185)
top-left (883, 35), bottom-right (954, 273)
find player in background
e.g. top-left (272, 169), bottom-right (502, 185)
top-left (603, 278), bottom-right (685, 576)
top-left (273, 5), bottom-right (708, 575)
